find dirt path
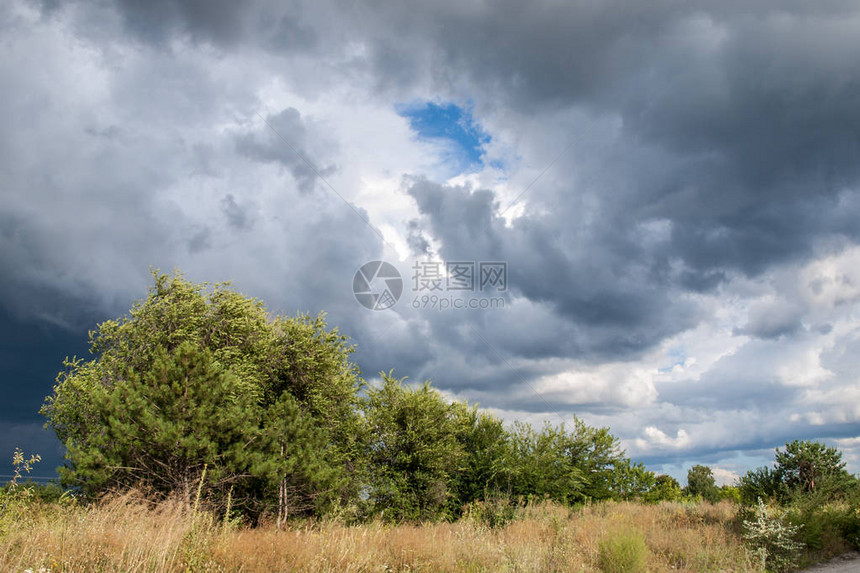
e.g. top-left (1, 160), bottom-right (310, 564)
top-left (804, 552), bottom-right (860, 572)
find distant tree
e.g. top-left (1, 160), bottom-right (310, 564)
top-left (685, 465), bottom-right (720, 503)
top-left (718, 485), bottom-right (741, 504)
top-left (645, 474), bottom-right (683, 503)
top-left (362, 373), bottom-right (466, 521)
top-left (41, 270), bottom-right (364, 519)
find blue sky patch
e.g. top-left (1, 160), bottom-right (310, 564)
top-left (398, 101), bottom-right (490, 173)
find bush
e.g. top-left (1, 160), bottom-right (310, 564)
top-left (363, 374), bottom-right (466, 522)
top-left (598, 528), bottom-right (649, 573)
top-left (786, 497), bottom-right (849, 553)
top-left (462, 495), bottom-right (518, 529)
top-left (839, 493), bottom-right (860, 549)
top-left (742, 498), bottom-right (803, 572)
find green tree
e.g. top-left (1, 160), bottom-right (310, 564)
top-left (608, 459), bottom-right (657, 502)
top-left (41, 270), bottom-right (363, 518)
top-left (447, 404), bottom-right (510, 512)
top-left (718, 485), bottom-right (742, 504)
top-left (644, 474), bottom-right (683, 503)
top-left (363, 373), bottom-right (466, 522)
top-left (685, 465), bottom-right (720, 503)
top-left (504, 422), bottom-right (586, 504)
top-left (57, 342), bottom-right (263, 500)
top-left (739, 466), bottom-right (786, 505)
top-left (565, 419), bottom-right (625, 501)
top-left (774, 440), bottom-right (855, 499)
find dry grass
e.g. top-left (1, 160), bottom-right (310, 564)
top-left (0, 496), bottom-right (759, 572)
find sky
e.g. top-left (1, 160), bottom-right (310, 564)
top-left (2, 0), bottom-right (860, 486)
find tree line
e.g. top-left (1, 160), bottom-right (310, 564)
top-left (40, 271), bottom-right (858, 524)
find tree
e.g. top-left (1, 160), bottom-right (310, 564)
top-left (564, 418), bottom-right (625, 501)
top-left (739, 466), bottom-right (786, 505)
top-left (504, 422), bottom-right (586, 504)
top-left (447, 404), bottom-right (510, 512)
top-left (607, 459), bottom-right (656, 501)
top-left (686, 465), bottom-right (720, 503)
top-left (644, 474), bottom-right (683, 503)
top-left (41, 270), bottom-right (364, 518)
top-left (362, 373), bottom-right (466, 521)
top-left (773, 440), bottom-right (855, 499)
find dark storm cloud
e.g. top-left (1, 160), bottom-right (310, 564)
top-left (47, 0), bottom-right (860, 284)
top-left (60, 0), bottom-right (318, 50)
top-left (337, 0), bottom-right (860, 288)
top-left (0, 308), bottom-right (91, 477)
top-left (235, 108), bottom-right (337, 194)
top-left (0, 308), bottom-right (90, 424)
top-left (406, 177), bottom-right (701, 361)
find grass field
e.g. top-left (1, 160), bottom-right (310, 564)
top-left (0, 493), bottom-right (767, 572)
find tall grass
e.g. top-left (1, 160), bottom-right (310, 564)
top-left (0, 497), bottom-right (758, 572)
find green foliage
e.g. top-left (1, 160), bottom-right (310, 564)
top-left (41, 270), bottom-right (362, 519)
top-left (59, 342), bottom-right (262, 498)
top-left (740, 441), bottom-right (857, 506)
top-left (503, 422), bottom-right (586, 504)
top-left (737, 442), bottom-right (860, 568)
top-left (774, 440), bottom-right (856, 500)
top-left (685, 465), bottom-right (720, 504)
top-left (363, 373), bottom-right (466, 521)
top-left (785, 500), bottom-right (846, 553)
top-left (719, 485), bottom-right (742, 504)
top-left (607, 459), bottom-right (656, 502)
top-left (742, 498), bottom-right (803, 573)
top-left (461, 494), bottom-right (519, 529)
top-left (566, 419), bottom-right (625, 501)
top-left (36, 269), bottom-right (712, 525)
top-left (840, 494), bottom-right (860, 549)
top-left (499, 418), bottom-right (628, 505)
top-left (644, 474), bottom-right (683, 503)
top-left (448, 404), bottom-right (511, 512)
top-left (740, 466), bottom-right (787, 505)
top-left (251, 391), bottom-right (339, 521)
top-left (0, 448), bottom-right (43, 533)
top-left (597, 528), bottom-right (649, 573)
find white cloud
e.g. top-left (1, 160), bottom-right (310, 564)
top-left (711, 467), bottom-right (741, 487)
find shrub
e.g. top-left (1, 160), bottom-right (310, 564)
top-left (363, 374), bottom-right (467, 522)
top-left (0, 449), bottom-right (44, 538)
top-left (742, 498), bottom-right (803, 572)
top-left (598, 528), bottom-right (649, 573)
top-left (462, 495), bottom-right (518, 529)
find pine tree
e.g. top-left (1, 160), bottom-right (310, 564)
top-left (41, 270), bottom-right (362, 519)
